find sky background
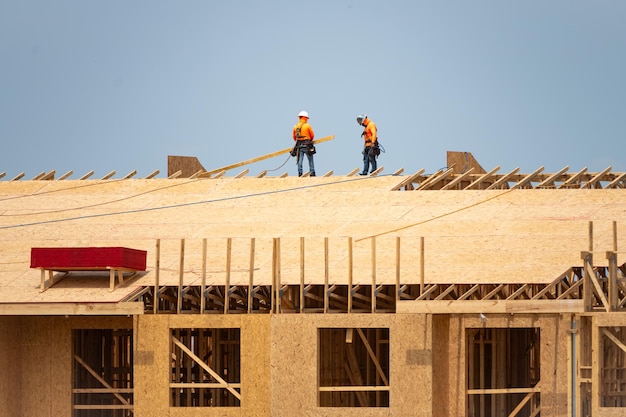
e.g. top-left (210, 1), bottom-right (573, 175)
top-left (1, 1), bottom-right (625, 179)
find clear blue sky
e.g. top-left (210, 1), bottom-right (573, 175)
top-left (2, 1), bottom-right (625, 178)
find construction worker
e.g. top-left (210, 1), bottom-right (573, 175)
top-left (292, 110), bottom-right (316, 177)
top-left (357, 114), bottom-right (378, 175)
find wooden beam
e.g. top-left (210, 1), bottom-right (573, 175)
top-left (582, 166), bottom-right (612, 189)
top-left (558, 167), bottom-right (587, 189)
top-left (198, 135), bottom-right (334, 177)
top-left (441, 167), bottom-right (475, 190)
top-left (510, 166), bottom-right (544, 189)
top-left (396, 299), bottom-right (584, 314)
top-left (536, 166), bottom-right (569, 188)
top-left (0, 302), bottom-right (144, 315)
top-left (390, 168), bottom-right (426, 190)
top-left (485, 167), bottom-right (520, 190)
top-left (463, 166), bottom-right (501, 190)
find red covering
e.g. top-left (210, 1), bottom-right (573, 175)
top-left (30, 247), bottom-right (147, 271)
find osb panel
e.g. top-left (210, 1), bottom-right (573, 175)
top-left (443, 314), bottom-right (569, 417)
top-left (3, 316), bottom-right (132, 417)
top-left (168, 155), bottom-right (206, 177)
top-left (0, 317), bottom-right (21, 417)
top-left (135, 314), bottom-right (271, 417)
top-left (1, 177), bottom-right (626, 305)
top-left (447, 151), bottom-right (487, 175)
top-left (269, 314), bottom-right (433, 417)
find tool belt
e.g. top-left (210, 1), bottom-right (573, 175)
top-left (298, 139), bottom-right (316, 155)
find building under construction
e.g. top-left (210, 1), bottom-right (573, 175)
top-left (1, 150), bottom-right (626, 417)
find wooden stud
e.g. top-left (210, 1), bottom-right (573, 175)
top-left (371, 237), bottom-right (376, 313)
top-left (154, 239), bottom-right (160, 314)
top-left (348, 237), bottom-right (353, 313)
top-left (201, 238), bottom-right (207, 314)
top-left (225, 238), bottom-right (232, 313)
top-left (248, 237), bottom-right (255, 314)
top-left (177, 239), bottom-right (185, 314)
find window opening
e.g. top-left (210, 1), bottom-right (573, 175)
top-left (467, 328), bottom-right (540, 417)
top-left (318, 327), bottom-right (389, 407)
top-left (600, 326), bottom-right (626, 407)
top-left (170, 328), bottom-right (241, 407)
top-left (72, 329), bottom-right (134, 417)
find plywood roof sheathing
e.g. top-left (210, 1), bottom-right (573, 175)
top-left (79, 170), bottom-right (95, 180)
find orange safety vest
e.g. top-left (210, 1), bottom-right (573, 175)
top-left (293, 117), bottom-right (314, 141)
top-left (362, 119), bottom-right (377, 147)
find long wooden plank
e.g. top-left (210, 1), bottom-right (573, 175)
top-left (396, 299), bottom-right (584, 314)
top-left (0, 302), bottom-right (144, 315)
top-left (198, 135), bottom-right (334, 177)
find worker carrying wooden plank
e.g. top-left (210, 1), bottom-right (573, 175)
top-left (292, 110), bottom-right (316, 177)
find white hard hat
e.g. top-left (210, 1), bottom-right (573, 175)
top-left (356, 114), bottom-right (367, 125)
top-left (298, 110), bottom-right (309, 118)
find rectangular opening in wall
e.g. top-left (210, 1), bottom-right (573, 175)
top-left (318, 327), bottom-right (389, 407)
top-left (600, 326), bottom-right (626, 407)
top-left (72, 328), bottom-right (134, 417)
top-left (170, 328), bottom-right (241, 407)
top-left (467, 327), bottom-right (540, 417)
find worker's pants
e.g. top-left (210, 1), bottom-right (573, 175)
top-left (362, 147), bottom-right (377, 174)
top-left (297, 146), bottom-right (315, 176)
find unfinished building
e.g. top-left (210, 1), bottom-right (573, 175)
top-left (1, 151), bottom-right (626, 416)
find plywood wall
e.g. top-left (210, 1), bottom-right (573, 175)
top-left (0, 316), bottom-right (132, 417)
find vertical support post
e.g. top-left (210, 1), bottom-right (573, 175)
top-left (153, 239), bottom-right (160, 314)
top-left (591, 317), bottom-right (599, 415)
top-left (273, 238), bottom-right (281, 314)
top-left (248, 237), bottom-right (255, 314)
top-left (420, 236), bottom-right (425, 295)
top-left (371, 236), bottom-right (376, 313)
top-left (395, 237), bottom-right (401, 305)
top-left (177, 239), bottom-right (185, 314)
top-left (348, 237), bottom-right (353, 313)
top-left (324, 237), bottom-right (329, 313)
top-left (582, 221), bottom-right (594, 311)
top-left (201, 238), bottom-right (207, 314)
top-left (225, 237), bottom-right (232, 314)
top-left (607, 221), bottom-right (618, 311)
top-left (300, 237), bottom-right (305, 313)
